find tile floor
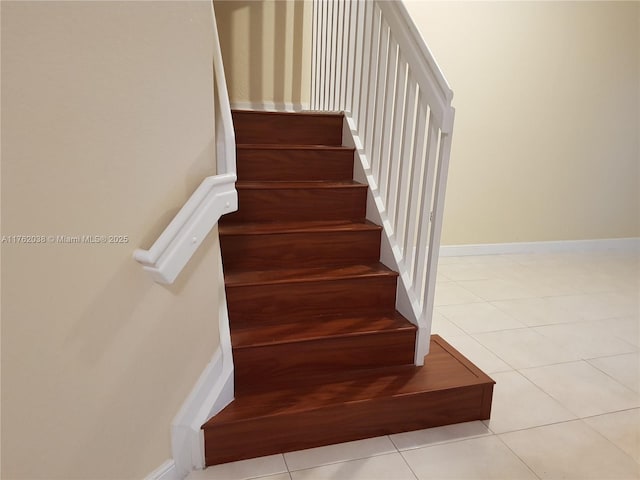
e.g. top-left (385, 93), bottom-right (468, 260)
top-left (187, 251), bottom-right (639, 480)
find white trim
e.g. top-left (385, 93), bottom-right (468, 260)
top-left (439, 238), bottom-right (640, 257)
top-left (342, 115), bottom-right (431, 365)
top-left (133, 175), bottom-right (237, 284)
top-left (170, 248), bottom-right (234, 479)
top-left (145, 460), bottom-right (180, 480)
top-left (230, 101), bottom-right (310, 112)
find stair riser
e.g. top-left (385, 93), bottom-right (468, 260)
top-left (221, 229), bottom-right (382, 270)
top-left (233, 330), bottom-right (416, 390)
top-left (226, 276), bottom-right (398, 324)
top-left (233, 111), bottom-right (343, 145)
top-left (237, 148), bottom-right (354, 182)
top-left (223, 187), bottom-right (367, 224)
top-left (204, 384), bottom-right (494, 465)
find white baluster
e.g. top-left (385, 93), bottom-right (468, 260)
top-left (414, 114), bottom-right (439, 305)
top-left (387, 53), bottom-right (408, 233)
top-left (395, 71), bottom-right (417, 252)
top-left (344, 0), bottom-right (358, 115)
top-left (370, 17), bottom-right (389, 182)
top-left (404, 93), bottom-right (427, 282)
top-left (378, 35), bottom-right (398, 204)
top-left (364, 5), bottom-right (382, 165)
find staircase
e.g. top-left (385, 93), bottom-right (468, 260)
top-left (202, 110), bottom-right (494, 466)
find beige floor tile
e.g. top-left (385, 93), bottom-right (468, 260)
top-left (520, 361), bottom-right (639, 417)
top-left (484, 371), bottom-right (576, 434)
top-left (534, 321), bottom-right (637, 359)
top-left (491, 297), bottom-right (583, 326)
top-left (437, 263), bottom-right (493, 281)
top-left (500, 420), bottom-right (640, 479)
top-left (187, 455), bottom-right (288, 480)
top-left (457, 278), bottom-right (539, 301)
top-left (431, 310), bottom-right (466, 337)
top-left (438, 302), bottom-right (526, 333)
top-left (434, 282), bottom-right (484, 306)
top-left (592, 316), bottom-right (640, 347)
top-left (390, 421), bottom-right (491, 451)
top-left (401, 436), bottom-right (537, 479)
top-left (444, 334), bottom-right (513, 374)
top-left (289, 453), bottom-right (416, 480)
top-left (583, 409), bottom-right (640, 462)
top-left (589, 352), bottom-right (640, 392)
top-left (546, 293), bottom-right (639, 321)
top-left (472, 328), bottom-right (582, 369)
top-left (283, 436), bottom-right (396, 472)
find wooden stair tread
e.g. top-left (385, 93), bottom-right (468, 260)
top-left (235, 180), bottom-right (365, 190)
top-left (204, 335), bottom-right (495, 426)
top-left (219, 220), bottom-right (381, 236)
top-left (204, 109), bottom-right (495, 466)
top-left (232, 312), bottom-right (415, 348)
top-left (225, 263), bottom-right (397, 287)
top-left (232, 109), bottom-right (343, 118)
top-left (237, 144), bottom-right (355, 151)
top-left (232, 110), bottom-right (344, 146)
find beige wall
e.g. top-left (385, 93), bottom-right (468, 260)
top-left (214, 0), bottom-right (312, 108)
top-left (1, 2), bottom-right (222, 479)
top-left (404, 0), bottom-right (639, 245)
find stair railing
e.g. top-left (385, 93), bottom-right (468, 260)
top-left (311, 0), bottom-right (455, 364)
top-left (134, 2), bottom-right (237, 284)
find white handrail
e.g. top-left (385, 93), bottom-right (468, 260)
top-left (311, 0), bottom-right (455, 365)
top-left (211, 1), bottom-right (236, 176)
top-left (376, 2), bottom-right (454, 133)
top-left (134, 1), bottom-right (237, 284)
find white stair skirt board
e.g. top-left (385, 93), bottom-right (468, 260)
top-left (145, 460), bottom-right (180, 480)
top-left (440, 237), bottom-right (640, 257)
top-left (154, 249), bottom-right (235, 480)
top-left (342, 115), bottom-right (432, 366)
top-left (230, 101), bottom-right (310, 112)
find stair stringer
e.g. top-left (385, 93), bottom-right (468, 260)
top-left (342, 115), bottom-right (431, 366)
top-left (170, 246), bottom-right (235, 478)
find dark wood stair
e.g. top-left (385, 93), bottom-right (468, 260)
top-left (203, 110), bottom-right (494, 466)
top-left (225, 264), bottom-right (399, 322)
top-left (219, 220), bottom-right (382, 269)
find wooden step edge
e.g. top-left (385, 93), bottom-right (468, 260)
top-left (236, 144), bottom-right (355, 151)
top-left (232, 319), bottom-right (417, 350)
top-left (201, 363), bottom-right (418, 428)
top-left (219, 220), bottom-right (382, 236)
top-left (224, 264), bottom-right (398, 288)
top-left (235, 181), bottom-right (367, 190)
top-left (204, 360), bottom-right (494, 430)
top-left (205, 381), bottom-right (494, 430)
top-left (203, 335), bottom-right (495, 428)
top-left (232, 110), bottom-right (343, 118)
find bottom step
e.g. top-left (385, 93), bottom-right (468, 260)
top-left (202, 335), bottom-right (495, 466)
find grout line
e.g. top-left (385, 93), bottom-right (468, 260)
top-left (577, 416), bottom-right (640, 465)
top-left (396, 450), bottom-right (421, 480)
top-left (281, 453), bottom-right (291, 474)
top-left (284, 452), bottom-right (407, 477)
top-left (387, 433), bottom-right (402, 452)
top-left (380, 420), bottom-right (496, 453)
top-left (282, 439), bottom-right (402, 473)
top-left (484, 417), bottom-right (583, 436)
top-left (494, 433), bottom-right (543, 480)
top-left (586, 356), bottom-right (640, 393)
top-left (580, 406), bottom-right (640, 420)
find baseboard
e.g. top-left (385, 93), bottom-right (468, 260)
top-left (169, 249), bottom-right (235, 479)
top-left (145, 460), bottom-right (180, 480)
top-left (230, 101), bottom-right (309, 112)
top-left (439, 237), bottom-right (640, 257)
